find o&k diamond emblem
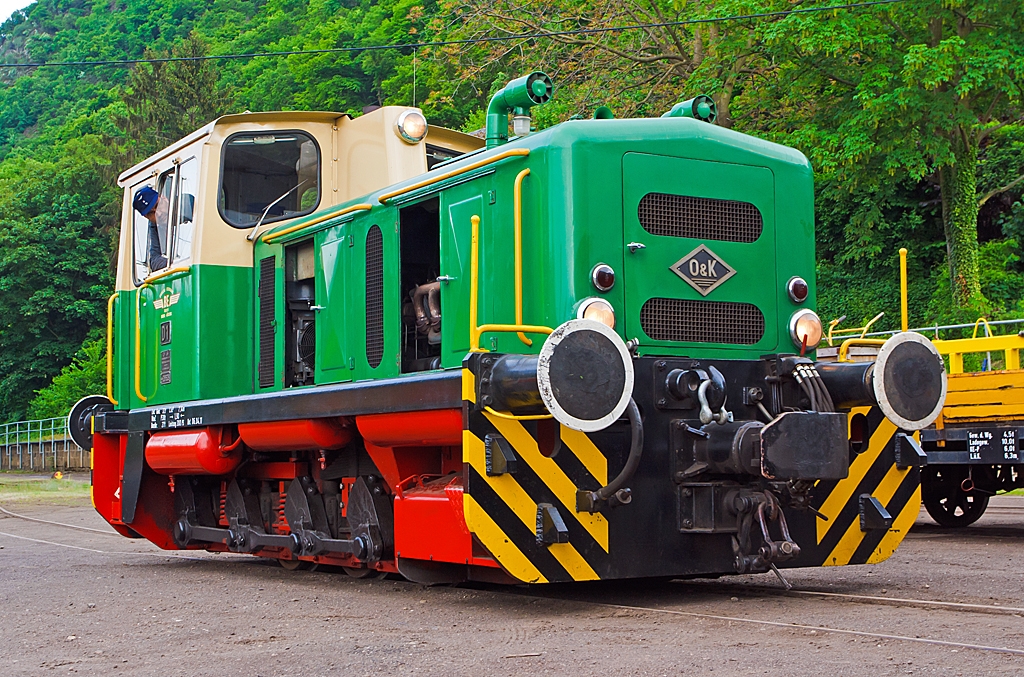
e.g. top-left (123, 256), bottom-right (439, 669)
top-left (670, 244), bottom-right (736, 296)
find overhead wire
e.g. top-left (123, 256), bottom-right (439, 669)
top-left (0, 0), bottom-right (905, 70)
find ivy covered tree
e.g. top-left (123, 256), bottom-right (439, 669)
top-left (743, 0), bottom-right (1024, 309)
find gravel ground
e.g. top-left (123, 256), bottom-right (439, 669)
top-left (1, 486), bottom-right (1022, 676)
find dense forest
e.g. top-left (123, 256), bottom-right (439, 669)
top-left (0, 0), bottom-right (1021, 422)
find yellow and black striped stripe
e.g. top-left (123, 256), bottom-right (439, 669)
top-left (805, 406), bottom-right (921, 567)
top-left (463, 367), bottom-right (610, 582)
top-left (462, 361), bottom-right (922, 582)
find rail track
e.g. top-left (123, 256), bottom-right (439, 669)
top-left (3, 502), bottom-right (1023, 659)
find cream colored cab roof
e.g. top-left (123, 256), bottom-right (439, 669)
top-left (115, 108), bottom-right (483, 290)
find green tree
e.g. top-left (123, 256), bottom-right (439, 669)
top-left (739, 0), bottom-right (1024, 308)
top-left (432, 0), bottom-right (764, 125)
top-left (26, 334), bottom-right (106, 420)
top-left (122, 33), bottom-right (234, 160)
top-left (0, 135), bottom-right (117, 421)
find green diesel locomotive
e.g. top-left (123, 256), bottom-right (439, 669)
top-left (74, 73), bottom-right (947, 583)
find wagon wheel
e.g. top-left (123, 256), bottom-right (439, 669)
top-left (921, 466), bottom-right (989, 528)
top-left (279, 558), bottom-right (318, 572)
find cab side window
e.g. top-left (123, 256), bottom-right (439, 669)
top-left (132, 170), bottom-right (173, 283)
top-left (132, 158), bottom-right (199, 284)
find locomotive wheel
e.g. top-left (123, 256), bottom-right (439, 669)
top-left (922, 466), bottom-right (989, 528)
top-left (279, 558), bottom-right (318, 572)
top-left (343, 566), bottom-right (376, 578)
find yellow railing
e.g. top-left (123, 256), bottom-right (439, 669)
top-left (932, 334), bottom-right (1024, 374)
top-left (468, 178), bottom-right (555, 420)
top-left (970, 317), bottom-right (993, 339)
top-left (379, 148), bottom-right (530, 205)
top-left (827, 312), bottom-right (885, 346)
top-left (831, 246), bottom-right (1024, 374)
top-left (828, 247), bottom-right (907, 348)
top-left (262, 203), bottom-right (373, 244)
top-left (899, 247), bottom-right (908, 331)
top-left (106, 292), bottom-right (118, 406)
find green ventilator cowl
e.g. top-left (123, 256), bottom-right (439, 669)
top-left (662, 94), bottom-right (718, 123)
top-left (485, 71), bottom-right (554, 148)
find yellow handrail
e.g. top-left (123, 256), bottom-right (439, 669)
top-left (827, 312), bottom-right (885, 346)
top-left (932, 333), bottom-right (1024, 373)
top-left (467, 213), bottom-right (553, 352)
top-left (378, 148), bottom-right (530, 204)
top-left (262, 203), bottom-right (373, 244)
top-left (142, 266), bottom-right (190, 285)
top-left (106, 292), bottom-right (118, 406)
top-left (899, 247), bottom-right (908, 332)
top-left (513, 168), bottom-right (531, 346)
top-left (469, 215), bottom-right (482, 352)
top-left (838, 338), bottom-right (886, 362)
top-left (971, 317), bottom-right (993, 339)
top-left (477, 323), bottom-right (554, 340)
top-left (859, 312), bottom-right (885, 337)
top-left (826, 316), bottom-right (846, 347)
top-left (134, 285), bottom-right (150, 402)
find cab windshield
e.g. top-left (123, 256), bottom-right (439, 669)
top-left (219, 132), bottom-right (320, 228)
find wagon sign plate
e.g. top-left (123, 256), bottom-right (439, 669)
top-left (670, 244), bottom-right (735, 296)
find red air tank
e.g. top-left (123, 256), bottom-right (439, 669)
top-left (145, 426), bottom-right (243, 475)
top-left (237, 418), bottom-right (353, 451)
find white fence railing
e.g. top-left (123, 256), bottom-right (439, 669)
top-left (0, 417), bottom-right (88, 472)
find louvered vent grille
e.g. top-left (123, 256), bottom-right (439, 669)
top-left (365, 225), bottom-right (384, 368)
top-left (258, 256), bottom-right (276, 388)
top-left (638, 193), bottom-right (762, 243)
top-left (640, 298), bottom-right (765, 345)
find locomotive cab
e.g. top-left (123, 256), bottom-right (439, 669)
top-left (111, 108), bottom-right (482, 405)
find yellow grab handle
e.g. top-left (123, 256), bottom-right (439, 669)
top-left (134, 285), bottom-right (150, 402)
top-left (899, 248), bottom-right (908, 332)
top-left (468, 211), bottom-right (553, 353)
top-left (106, 292), bottom-right (118, 406)
top-left (513, 168), bottom-right (531, 346)
top-left (838, 338), bottom-right (886, 363)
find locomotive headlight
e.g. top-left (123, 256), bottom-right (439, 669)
top-left (577, 297), bottom-right (616, 329)
top-left (395, 110), bottom-right (428, 144)
top-left (789, 308), bottom-right (823, 349)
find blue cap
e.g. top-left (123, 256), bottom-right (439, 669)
top-left (133, 186), bottom-right (159, 216)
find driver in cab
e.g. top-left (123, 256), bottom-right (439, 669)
top-left (133, 185), bottom-right (169, 272)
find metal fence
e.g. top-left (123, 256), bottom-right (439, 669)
top-left (0, 417), bottom-right (88, 472)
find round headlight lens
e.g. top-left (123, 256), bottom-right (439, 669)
top-left (787, 276), bottom-right (809, 303)
top-left (395, 110), bottom-right (428, 144)
top-left (591, 263), bottom-right (615, 292)
top-left (789, 309), bottom-right (823, 349)
top-left (578, 298), bottom-right (615, 329)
